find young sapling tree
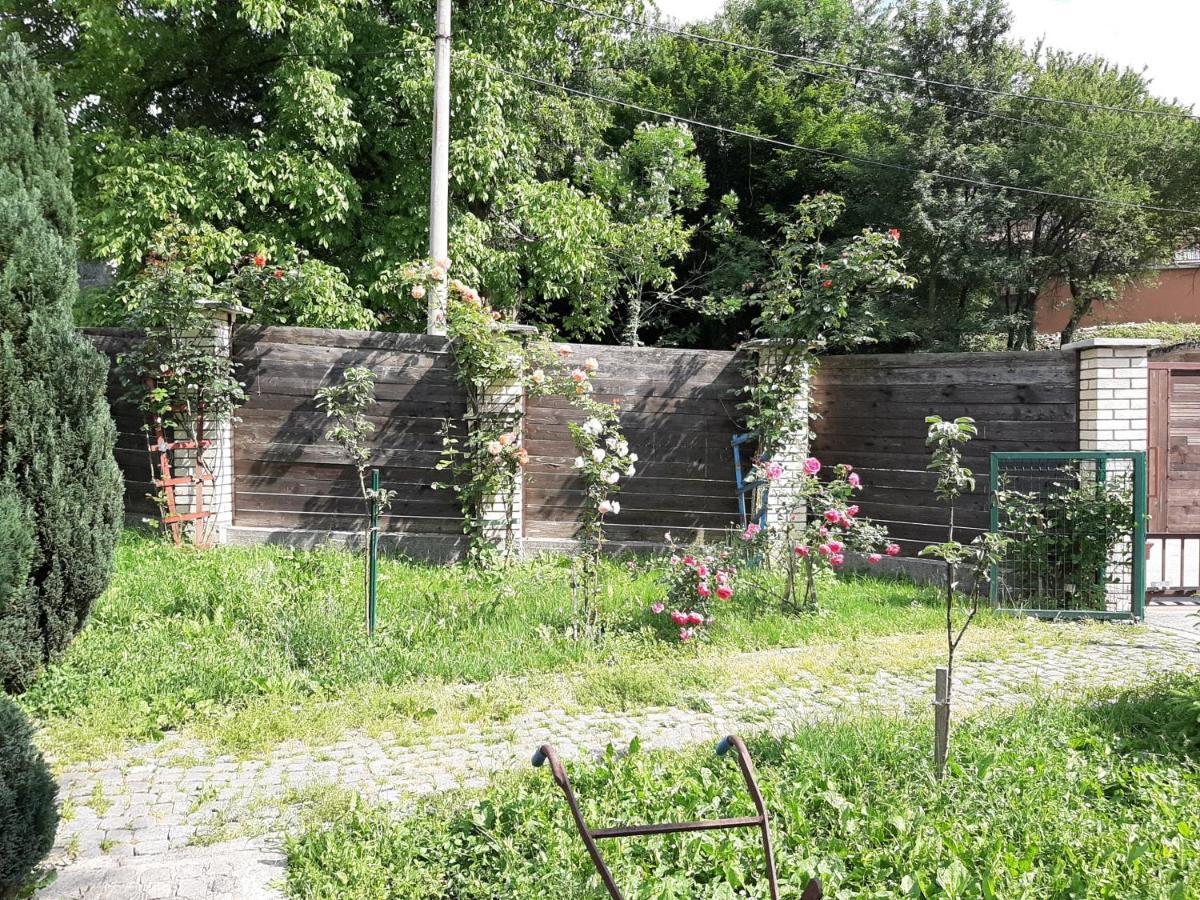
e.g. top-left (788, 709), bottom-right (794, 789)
top-left (316, 367), bottom-right (396, 632)
top-left (919, 415), bottom-right (1007, 779)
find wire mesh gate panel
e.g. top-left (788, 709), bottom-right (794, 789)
top-left (989, 452), bottom-right (1147, 620)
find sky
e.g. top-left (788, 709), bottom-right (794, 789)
top-left (652, 0), bottom-right (1200, 110)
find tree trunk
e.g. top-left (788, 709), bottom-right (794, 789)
top-left (624, 279), bottom-right (644, 347)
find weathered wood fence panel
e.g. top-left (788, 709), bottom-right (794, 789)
top-left (83, 328), bottom-right (159, 518)
top-left (231, 326), bottom-right (467, 546)
top-left (810, 350), bottom-right (1080, 552)
top-left (523, 345), bottom-right (747, 547)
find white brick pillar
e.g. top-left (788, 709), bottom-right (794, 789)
top-left (743, 340), bottom-right (811, 532)
top-left (477, 324), bottom-right (537, 559)
top-left (1064, 337), bottom-right (1157, 611)
top-left (173, 300), bottom-right (249, 546)
top-left (1065, 337), bottom-right (1157, 451)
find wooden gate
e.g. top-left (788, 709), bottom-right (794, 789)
top-left (1147, 346), bottom-right (1200, 593)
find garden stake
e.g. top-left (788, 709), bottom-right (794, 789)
top-left (532, 735), bottom-right (822, 900)
top-left (367, 467), bottom-right (379, 636)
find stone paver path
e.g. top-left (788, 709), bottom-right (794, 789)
top-left (38, 625), bottom-right (1198, 899)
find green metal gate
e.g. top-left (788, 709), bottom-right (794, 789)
top-left (989, 451), bottom-right (1147, 621)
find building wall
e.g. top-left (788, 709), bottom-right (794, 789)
top-left (1036, 266), bottom-right (1200, 333)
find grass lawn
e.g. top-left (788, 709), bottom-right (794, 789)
top-left (285, 678), bottom-right (1200, 899)
top-left (24, 531), bottom-right (1072, 763)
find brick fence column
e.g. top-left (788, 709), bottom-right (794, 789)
top-left (742, 340), bottom-right (811, 533)
top-left (477, 324), bottom-right (538, 559)
top-left (1063, 337), bottom-right (1157, 611)
top-left (174, 300), bottom-right (250, 546)
top-left (1064, 337), bottom-right (1158, 451)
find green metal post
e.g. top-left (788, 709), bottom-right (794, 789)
top-left (1132, 451), bottom-right (1147, 621)
top-left (368, 467), bottom-right (379, 636)
top-left (989, 453), bottom-right (1000, 607)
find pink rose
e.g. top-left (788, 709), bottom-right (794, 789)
top-left (828, 540), bottom-right (844, 553)
top-left (716, 585), bottom-right (733, 600)
top-left (830, 553), bottom-right (845, 566)
top-left (824, 509), bottom-right (841, 523)
top-left (848, 472), bottom-right (861, 488)
top-left (886, 543), bottom-right (901, 557)
top-left (803, 457), bottom-right (821, 475)
top-left (651, 602), bottom-right (665, 614)
top-left (867, 553), bottom-right (882, 564)
top-left (697, 583), bottom-right (711, 598)
top-left (679, 627), bottom-right (693, 642)
top-left (670, 555), bottom-right (681, 566)
top-left (671, 611), bottom-right (688, 625)
top-left (765, 462), bottom-right (784, 481)
top-left (817, 544), bottom-right (831, 557)
top-left (846, 505), bottom-right (859, 517)
top-left (697, 565), bottom-right (709, 579)
top-left (687, 611), bottom-right (704, 625)
top-left (795, 545), bottom-right (810, 557)
top-left (683, 555), bottom-right (697, 567)
top-left (741, 523), bottom-right (761, 541)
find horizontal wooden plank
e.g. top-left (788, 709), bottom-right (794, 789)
top-left (235, 326), bottom-right (452, 354)
top-left (816, 349), bottom-right (1074, 369)
top-left (241, 372), bottom-right (462, 402)
top-left (239, 392), bottom-right (464, 418)
top-left (525, 486), bottom-right (739, 516)
top-left (234, 460), bottom-right (440, 482)
top-left (233, 509), bottom-right (464, 534)
top-left (525, 520), bottom-right (741, 543)
top-left (526, 470), bottom-right (738, 498)
top-left (809, 383), bottom-right (1078, 406)
top-left (235, 420), bottom-right (446, 449)
top-left (235, 342), bottom-right (454, 375)
top-left (234, 443), bottom-right (443, 468)
top-left (234, 491), bottom-right (457, 518)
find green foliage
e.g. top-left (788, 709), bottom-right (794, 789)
top-left (0, 36), bottom-right (122, 692)
top-left (996, 468), bottom-right (1135, 610)
top-left (21, 530), bottom-right (985, 761)
top-left (0, 694), bottom-right (57, 898)
top-left (1080, 322), bottom-right (1200, 345)
top-left (285, 680), bottom-right (1200, 898)
top-left (315, 367), bottom-right (397, 515)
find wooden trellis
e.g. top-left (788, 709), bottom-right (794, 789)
top-left (149, 415), bottom-right (214, 548)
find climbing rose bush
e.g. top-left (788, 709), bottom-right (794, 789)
top-left (651, 534), bottom-right (737, 642)
top-left (752, 457), bottom-right (893, 612)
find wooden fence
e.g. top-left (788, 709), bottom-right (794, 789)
top-left (524, 344), bottom-right (745, 549)
top-left (810, 350), bottom-right (1080, 552)
top-left (85, 327), bottom-right (1100, 561)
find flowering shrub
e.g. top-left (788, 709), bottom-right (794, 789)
top-left (398, 258), bottom-right (624, 572)
top-left (751, 456), bottom-right (894, 612)
top-left (651, 534), bottom-right (736, 642)
top-left (567, 398), bottom-right (637, 634)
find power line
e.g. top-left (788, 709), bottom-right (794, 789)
top-left (479, 60), bottom-right (1200, 217)
top-left (541, 0), bottom-right (1200, 124)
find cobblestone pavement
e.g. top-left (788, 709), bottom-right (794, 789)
top-left (38, 625), bottom-right (1199, 899)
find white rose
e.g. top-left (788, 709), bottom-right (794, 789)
top-left (486, 441), bottom-right (502, 456)
top-left (583, 418), bottom-right (603, 436)
top-left (627, 466), bottom-right (636, 477)
top-left (598, 500), bottom-right (613, 514)
top-left (573, 456), bottom-right (585, 469)
top-left (605, 436), bottom-right (618, 449)
top-left (616, 441), bottom-right (629, 456)
top-left (605, 471), bottom-right (619, 484)
top-left (591, 448), bottom-right (606, 463)
top-left (610, 501), bottom-right (620, 514)
top-left (628, 452), bottom-right (638, 463)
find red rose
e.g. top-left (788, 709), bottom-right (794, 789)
top-left (888, 228), bottom-right (901, 241)
top-left (253, 253), bottom-right (266, 267)
top-left (822, 280), bottom-right (833, 289)
top-left (273, 268), bottom-right (283, 278)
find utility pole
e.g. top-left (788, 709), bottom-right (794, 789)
top-left (427, 0), bottom-right (452, 335)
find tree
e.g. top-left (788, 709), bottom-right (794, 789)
top-left (0, 36), bottom-right (123, 691)
top-left (0, 694), bottom-right (57, 897)
top-left (588, 123), bottom-right (708, 345)
top-left (6, 0), bottom-right (691, 339)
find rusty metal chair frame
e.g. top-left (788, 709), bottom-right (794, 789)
top-left (532, 734), bottom-right (821, 900)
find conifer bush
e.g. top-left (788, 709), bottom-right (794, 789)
top-left (0, 36), bottom-right (123, 691)
top-left (0, 694), bottom-right (57, 898)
